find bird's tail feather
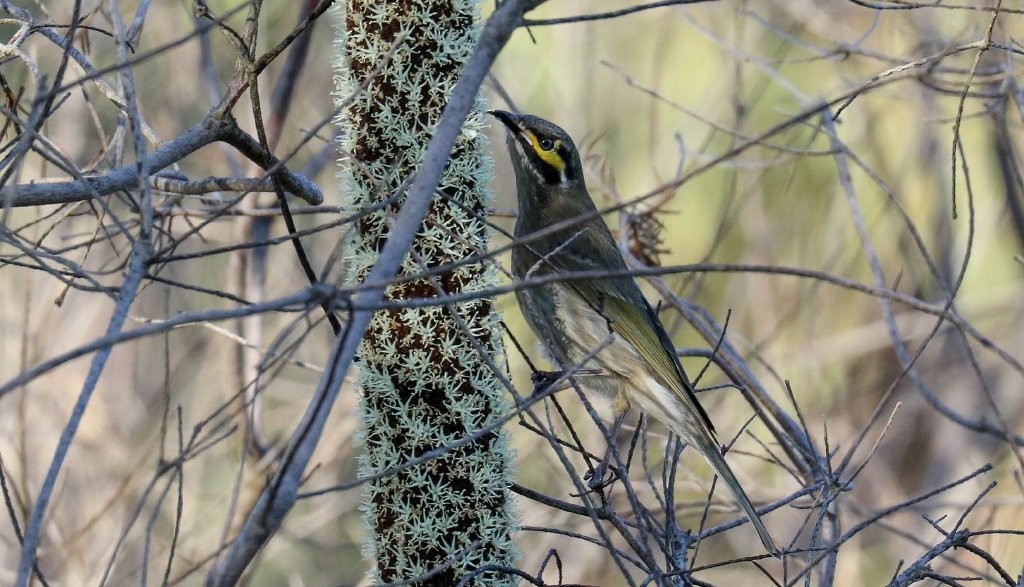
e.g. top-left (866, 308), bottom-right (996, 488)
top-left (688, 431), bottom-right (780, 557)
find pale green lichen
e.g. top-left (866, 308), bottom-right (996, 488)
top-left (332, 0), bottom-right (518, 584)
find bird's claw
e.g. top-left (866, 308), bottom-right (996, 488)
top-left (583, 462), bottom-right (618, 492)
top-left (530, 370), bottom-right (561, 394)
top-left (531, 368), bottom-right (603, 395)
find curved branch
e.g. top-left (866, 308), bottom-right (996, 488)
top-left (0, 117), bottom-right (324, 207)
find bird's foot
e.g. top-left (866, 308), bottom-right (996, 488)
top-left (530, 370), bottom-right (562, 394)
top-left (582, 460), bottom-right (619, 492)
top-left (531, 368), bottom-right (603, 395)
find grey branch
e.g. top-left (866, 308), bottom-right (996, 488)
top-left (0, 117), bottom-right (324, 208)
top-left (152, 174), bottom-right (299, 195)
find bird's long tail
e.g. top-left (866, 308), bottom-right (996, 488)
top-left (687, 429), bottom-right (780, 557)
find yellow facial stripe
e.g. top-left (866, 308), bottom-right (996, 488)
top-left (526, 131), bottom-right (565, 172)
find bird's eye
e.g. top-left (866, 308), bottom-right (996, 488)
top-left (538, 137), bottom-right (555, 151)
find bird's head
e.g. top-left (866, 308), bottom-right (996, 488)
top-left (490, 110), bottom-right (584, 191)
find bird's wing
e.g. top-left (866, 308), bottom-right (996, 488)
top-left (548, 223), bottom-right (779, 556)
top-left (598, 289), bottom-right (715, 434)
top-left (547, 220), bottom-right (716, 433)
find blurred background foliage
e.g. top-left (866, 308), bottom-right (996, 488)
top-left (1, 0), bottom-right (1022, 584)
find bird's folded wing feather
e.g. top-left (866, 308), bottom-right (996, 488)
top-left (548, 224), bottom-right (717, 434)
top-left (598, 291), bottom-right (716, 434)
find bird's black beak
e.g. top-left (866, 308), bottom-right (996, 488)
top-left (488, 110), bottom-right (520, 133)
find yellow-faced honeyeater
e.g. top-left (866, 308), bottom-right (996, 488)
top-left (492, 110), bottom-right (777, 556)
